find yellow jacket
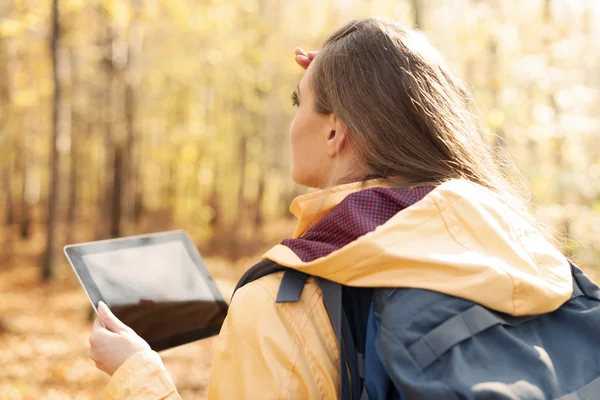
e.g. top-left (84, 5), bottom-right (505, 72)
top-left (104, 179), bottom-right (572, 399)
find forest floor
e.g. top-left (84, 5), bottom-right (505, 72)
top-left (0, 221), bottom-right (295, 400)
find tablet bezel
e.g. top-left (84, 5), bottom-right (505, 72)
top-left (64, 230), bottom-right (228, 351)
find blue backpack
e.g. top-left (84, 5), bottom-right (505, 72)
top-left (234, 260), bottom-right (600, 400)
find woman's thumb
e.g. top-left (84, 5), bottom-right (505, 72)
top-left (98, 301), bottom-right (127, 333)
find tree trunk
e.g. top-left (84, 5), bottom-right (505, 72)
top-left (411, 0), bottom-right (423, 29)
top-left (208, 165), bottom-right (222, 232)
top-left (93, 86), bottom-right (107, 240)
top-left (9, 32), bottom-right (31, 239)
top-left (42, 0), bottom-right (62, 281)
top-left (2, 160), bottom-right (12, 226)
top-left (19, 139), bottom-right (30, 239)
top-left (134, 181), bottom-right (144, 226)
top-left (111, 143), bottom-right (123, 237)
top-left (235, 135), bottom-right (248, 228)
top-left (124, 8), bottom-right (145, 231)
top-left (67, 49), bottom-right (80, 226)
top-left (0, 34), bottom-right (13, 226)
top-left (124, 71), bottom-right (136, 231)
top-left (253, 175), bottom-right (265, 230)
top-left (96, 10), bottom-right (115, 240)
top-left (166, 143), bottom-right (179, 209)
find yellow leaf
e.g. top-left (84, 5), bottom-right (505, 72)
top-left (13, 90), bottom-right (38, 108)
top-left (106, 0), bottom-right (130, 26)
top-left (180, 145), bottom-right (196, 162)
top-left (490, 76), bottom-right (501, 90)
top-left (256, 76), bottom-right (272, 92)
top-left (198, 168), bottom-right (213, 185)
top-left (0, 19), bottom-right (24, 38)
top-left (38, 78), bottom-right (54, 97)
top-left (206, 48), bottom-right (222, 65)
top-left (66, 0), bottom-right (85, 12)
top-left (24, 13), bottom-right (42, 28)
top-left (593, 201), bottom-right (600, 215)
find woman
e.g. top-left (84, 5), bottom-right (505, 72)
top-left (89, 18), bottom-right (573, 399)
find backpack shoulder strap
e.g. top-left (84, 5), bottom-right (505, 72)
top-left (320, 279), bottom-right (372, 400)
top-left (233, 259), bottom-right (307, 303)
top-left (233, 259), bottom-right (284, 300)
top-left (569, 261), bottom-right (599, 300)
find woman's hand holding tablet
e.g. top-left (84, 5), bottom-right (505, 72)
top-left (88, 301), bottom-right (152, 375)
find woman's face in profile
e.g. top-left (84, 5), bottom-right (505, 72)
top-left (289, 65), bottom-right (334, 189)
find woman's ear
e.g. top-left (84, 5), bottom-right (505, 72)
top-left (327, 114), bottom-right (348, 157)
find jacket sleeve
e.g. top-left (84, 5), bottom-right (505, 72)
top-left (104, 350), bottom-right (181, 400)
top-left (207, 275), bottom-right (337, 399)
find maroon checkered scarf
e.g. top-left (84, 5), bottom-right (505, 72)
top-left (282, 186), bottom-right (435, 263)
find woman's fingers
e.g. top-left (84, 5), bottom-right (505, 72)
top-left (295, 47), bottom-right (307, 57)
top-left (92, 317), bottom-right (103, 331)
top-left (296, 54), bottom-right (311, 69)
top-left (89, 318), bottom-right (103, 345)
top-left (295, 47), bottom-right (310, 69)
top-left (98, 301), bottom-right (128, 333)
top-left (295, 48), bottom-right (320, 70)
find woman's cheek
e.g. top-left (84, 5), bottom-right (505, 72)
top-left (289, 124), bottom-right (304, 184)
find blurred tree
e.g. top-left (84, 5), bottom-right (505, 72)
top-left (411, 0), bottom-right (423, 29)
top-left (96, 2), bottom-right (119, 239)
top-left (43, 0), bottom-right (63, 280)
top-left (0, 4), bottom-right (14, 227)
top-left (18, 114), bottom-right (30, 239)
top-left (123, 0), bottom-right (146, 231)
top-left (66, 48), bottom-right (79, 228)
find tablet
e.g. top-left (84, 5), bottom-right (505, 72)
top-left (64, 230), bottom-right (228, 352)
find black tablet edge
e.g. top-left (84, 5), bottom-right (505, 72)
top-left (64, 244), bottom-right (107, 316)
top-left (179, 232), bottom-right (229, 313)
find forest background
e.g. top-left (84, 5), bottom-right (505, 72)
top-left (1, 0), bottom-right (600, 398)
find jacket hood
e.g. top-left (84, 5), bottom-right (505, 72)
top-left (264, 179), bottom-right (572, 316)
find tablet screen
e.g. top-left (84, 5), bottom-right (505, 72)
top-left (65, 231), bottom-right (228, 351)
top-left (83, 241), bottom-right (214, 304)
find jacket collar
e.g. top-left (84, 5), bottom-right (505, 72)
top-left (289, 179), bottom-right (389, 238)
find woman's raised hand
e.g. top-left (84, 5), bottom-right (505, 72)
top-left (295, 47), bottom-right (319, 69)
top-left (88, 302), bottom-right (151, 376)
